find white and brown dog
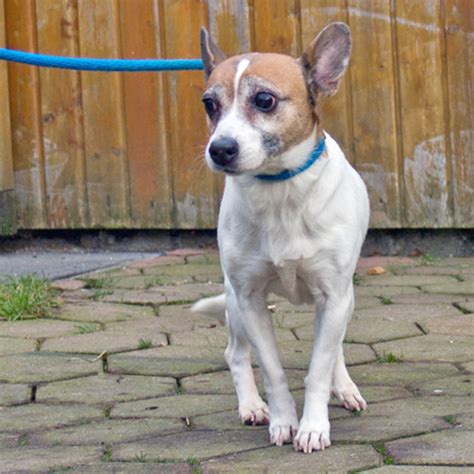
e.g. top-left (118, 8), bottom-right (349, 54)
top-left (192, 23), bottom-right (369, 453)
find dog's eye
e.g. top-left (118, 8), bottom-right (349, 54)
top-left (203, 98), bottom-right (218, 118)
top-left (253, 92), bottom-right (277, 112)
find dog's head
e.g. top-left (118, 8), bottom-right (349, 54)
top-left (200, 23), bottom-right (351, 176)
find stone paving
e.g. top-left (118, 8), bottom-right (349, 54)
top-left (0, 249), bottom-right (473, 473)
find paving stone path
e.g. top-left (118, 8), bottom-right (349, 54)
top-left (1, 249), bottom-right (473, 473)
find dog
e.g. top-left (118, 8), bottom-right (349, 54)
top-left (192, 22), bottom-right (369, 454)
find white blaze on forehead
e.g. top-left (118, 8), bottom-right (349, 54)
top-left (233, 59), bottom-right (250, 100)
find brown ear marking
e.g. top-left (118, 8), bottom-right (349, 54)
top-left (301, 22), bottom-right (352, 98)
top-left (200, 27), bottom-right (226, 80)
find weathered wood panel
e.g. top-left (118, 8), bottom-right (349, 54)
top-left (5, 0), bottom-right (47, 228)
top-left (119, 0), bottom-right (172, 227)
top-left (396, 1), bottom-right (452, 227)
top-left (444, 0), bottom-right (474, 227)
top-left (0, 0), bottom-right (15, 234)
top-left (347, 0), bottom-right (401, 227)
top-left (2, 0), bottom-right (473, 230)
top-left (162, 0), bottom-right (218, 228)
top-left (78, 0), bottom-right (130, 228)
top-left (36, 0), bottom-right (88, 228)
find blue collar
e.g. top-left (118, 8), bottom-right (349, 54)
top-left (255, 136), bottom-right (326, 182)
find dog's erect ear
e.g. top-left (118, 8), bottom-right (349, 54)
top-left (300, 22), bottom-right (351, 97)
top-left (200, 27), bottom-right (226, 80)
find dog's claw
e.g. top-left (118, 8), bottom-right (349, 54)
top-left (332, 384), bottom-right (367, 412)
top-left (270, 423), bottom-right (298, 446)
top-left (240, 401), bottom-right (270, 426)
top-left (293, 425), bottom-right (331, 453)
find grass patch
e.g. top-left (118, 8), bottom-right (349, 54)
top-left (0, 275), bottom-right (57, 321)
top-left (90, 289), bottom-right (114, 301)
top-left (453, 274), bottom-right (465, 282)
top-left (138, 338), bottom-right (153, 350)
top-left (133, 452), bottom-right (147, 462)
top-left (18, 433), bottom-right (30, 447)
top-left (378, 352), bottom-right (403, 363)
top-left (419, 253), bottom-right (439, 265)
top-left (443, 415), bottom-right (458, 425)
top-left (353, 273), bottom-right (362, 286)
top-left (187, 457), bottom-right (202, 474)
top-left (379, 296), bottom-right (394, 305)
top-left (75, 323), bottom-right (99, 334)
top-left (372, 442), bottom-right (395, 465)
top-left (144, 275), bottom-right (164, 289)
top-left (83, 276), bottom-right (113, 290)
top-left (102, 446), bottom-right (112, 462)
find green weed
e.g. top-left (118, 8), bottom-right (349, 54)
top-left (90, 289), bottom-right (114, 301)
top-left (0, 275), bottom-right (57, 321)
top-left (83, 276), bottom-right (113, 290)
top-left (353, 273), bottom-right (362, 286)
top-left (378, 352), bottom-right (402, 363)
top-left (138, 338), bottom-right (153, 350)
top-left (75, 323), bottom-right (99, 334)
top-left (102, 446), bottom-right (112, 462)
top-left (373, 442), bottom-right (395, 465)
top-left (133, 452), bottom-right (147, 462)
top-left (379, 296), bottom-right (394, 305)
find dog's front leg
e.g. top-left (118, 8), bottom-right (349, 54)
top-left (226, 289), bottom-right (298, 445)
top-left (294, 289), bottom-right (353, 453)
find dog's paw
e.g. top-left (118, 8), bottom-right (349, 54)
top-left (293, 420), bottom-right (331, 453)
top-left (239, 400), bottom-right (270, 426)
top-left (331, 383), bottom-right (367, 412)
top-left (269, 420), bottom-right (298, 446)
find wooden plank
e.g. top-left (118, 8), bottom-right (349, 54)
top-left (0, 0), bottom-right (15, 234)
top-left (119, 0), bottom-right (172, 228)
top-left (4, 0), bottom-right (47, 228)
top-left (396, 1), bottom-right (452, 227)
top-left (252, 0), bottom-right (301, 55)
top-left (208, 0), bottom-right (251, 55)
top-left (161, 0), bottom-right (218, 228)
top-left (347, 0), bottom-right (401, 227)
top-left (0, 0), bottom-right (13, 193)
top-left (77, 0), bottom-right (130, 227)
top-left (444, 0), bottom-right (473, 227)
top-left (300, 0), bottom-right (354, 164)
top-left (35, 0), bottom-right (88, 228)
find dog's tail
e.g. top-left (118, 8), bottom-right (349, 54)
top-left (191, 293), bottom-right (226, 321)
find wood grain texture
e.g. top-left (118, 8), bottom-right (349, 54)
top-left (2, 0), bottom-right (472, 230)
top-left (78, 0), bottom-right (130, 228)
top-left (161, 0), bottom-right (218, 228)
top-left (36, 0), bottom-right (88, 228)
top-left (5, 0), bottom-right (47, 228)
top-left (444, 0), bottom-right (473, 227)
top-left (0, 0), bottom-right (13, 193)
top-left (347, 0), bottom-right (401, 227)
top-left (119, 0), bottom-right (172, 228)
top-left (396, 0), bottom-right (452, 227)
top-left (253, 0), bottom-right (301, 56)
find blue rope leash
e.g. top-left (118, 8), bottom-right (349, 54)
top-left (0, 48), bottom-right (203, 72)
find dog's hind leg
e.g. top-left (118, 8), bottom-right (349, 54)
top-left (331, 346), bottom-right (367, 411)
top-left (225, 313), bottom-right (269, 426)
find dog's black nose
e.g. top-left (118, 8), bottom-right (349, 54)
top-left (209, 137), bottom-right (239, 167)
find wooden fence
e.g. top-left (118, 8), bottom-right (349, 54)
top-left (0, 0), bottom-right (472, 233)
